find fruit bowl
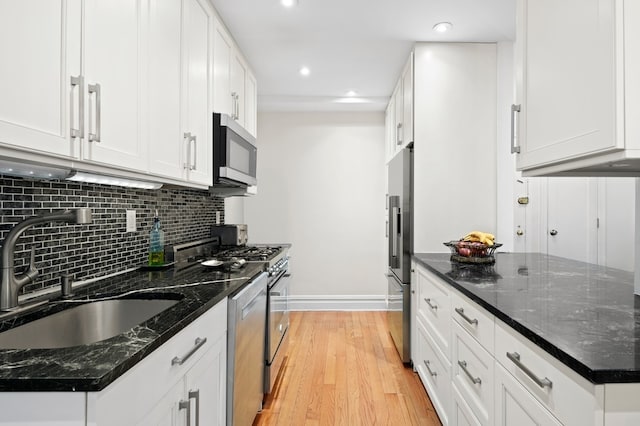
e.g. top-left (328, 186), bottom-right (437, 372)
top-left (443, 240), bottom-right (502, 264)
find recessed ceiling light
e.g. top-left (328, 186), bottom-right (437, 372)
top-left (433, 22), bottom-right (453, 33)
top-left (299, 66), bottom-right (310, 76)
top-left (281, 0), bottom-right (297, 8)
top-left (346, 90), bottom-right (357, 97)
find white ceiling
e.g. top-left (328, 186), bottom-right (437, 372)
top-left (210, 0), bottom-right (516, 112)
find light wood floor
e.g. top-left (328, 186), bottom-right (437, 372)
top-left (254, 311), bottom-right (442, 426)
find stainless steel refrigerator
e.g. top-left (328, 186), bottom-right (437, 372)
top-left (387, 146), bottom-right (412, 363)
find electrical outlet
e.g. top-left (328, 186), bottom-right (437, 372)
top-left (126, 210), bottom-right (137, 232)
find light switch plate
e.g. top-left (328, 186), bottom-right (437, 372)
top-left (126, 210), bottom-right (136, 232)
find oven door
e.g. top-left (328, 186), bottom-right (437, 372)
top-left (268, 272), bottom-right (290, 363)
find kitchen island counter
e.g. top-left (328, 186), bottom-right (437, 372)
top-left (0, 262), bottom-right (265, 392)
top-left (413, 252), bottom-right (640, 384)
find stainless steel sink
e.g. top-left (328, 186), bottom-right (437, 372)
top-left (0, 298), bottom-right (179, 349)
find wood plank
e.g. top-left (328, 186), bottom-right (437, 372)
top-left (254, 311), bottom-right (442, 426)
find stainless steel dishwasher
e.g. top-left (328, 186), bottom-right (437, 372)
top-left (227, 271), bottom-right (267, 426)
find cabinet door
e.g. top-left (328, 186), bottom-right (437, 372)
top-left (402, 54), bottom-right (413, 145)
top-left (83, 0), bottom-right (147, 171)
top-left (138, 381), bottom-right (184, 426)
top-left (0, 0), bottom-right (81, 158)
top-left (394, 81), bottom-right (403, 149)
top-left (245, 71), bottom-right (257, 137)
top-left (184, 336), bottom-right (226, 426)
top-left (213, 21), bottom-right (232, 116)
top-left (515, 0), bottom-right (618, 170)
top-left (230, 54), bottom-right (246, 127)
top-left (385, 97), bottom-right (396, 162)
top-left (495, 363), bottom-right (562, 426)
top-left (147, 0), bottom-right (184, 179)
top-left (182, 0), bottom-right (213, 185)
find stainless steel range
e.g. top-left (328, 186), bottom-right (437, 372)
top-left (165, 238), bottom-right (291, 423)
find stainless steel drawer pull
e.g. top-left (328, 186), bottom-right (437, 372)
top-left (507, 351), bottom-right (553, 389)
top-left (455, 307), bottom-right (478, 325)
top-left (189, 389), bottom-right (200, 426)
top-left (510, 104), bottom-right (521, 153)
top-left (424, 298), bottom-right (438, 310)
top-left (172, 337), bottom-right (207, 366)
top-left (424, 360), bottom-right (437, 378)
top-left (458, 360), bottom-right (482, 385)
top-left (179, 399), bottom-right (191, 426)
top-left (70, 75), bottom-right (84, 138)
top-left (88, 83), bottom-right (101, 142)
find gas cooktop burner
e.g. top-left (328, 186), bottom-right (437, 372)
top-left (216, 246), bottom-right (281, 262)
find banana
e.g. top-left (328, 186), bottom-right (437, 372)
top-left (462, 231), bottom-right (495, 246)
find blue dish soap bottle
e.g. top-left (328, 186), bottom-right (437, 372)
top-left (148, 210), bottom-right (165, 266)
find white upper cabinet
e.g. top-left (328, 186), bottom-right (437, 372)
top-left (213, 18), bottom-right (258, 137)
top-left (0, 0), bottom-right (81, 159)
top-left (82, 0), bottom-right (147, 171)
top-left (147, 0), bottom-right (213, 186)
top-left (181, 0), bottom-right (213, 185)
top-left (386, 53), bottom-right (414, 162)
top-left (513, 0), bottom-right (640, 176)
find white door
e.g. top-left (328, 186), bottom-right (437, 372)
top-left (213, 22), bottom-right (232, 116)
top-left (597, 178), bottom-right (636, 271)
top-left (546, 177), bottom-right (597, 263)
top-left (230, 54), bottom-right (246, 127)
top-left (138, 382), bottom-right (184, 426)
top-left (147, 0), bottom-right (183, 179)
top-left (184, 338), bottom-right (226, 426)
top-left (515, 0), bottom-right (619, 170)
top-left (0, 0), bottom-right (81, 158)
top-left (182, 0), bottom-right (212, 185)
top-left (244, 72), bottom-right (257, 137)
top-left (83, 0), bottom-right (147, 171)
top-left (495, 364), bottom-right (562, 426)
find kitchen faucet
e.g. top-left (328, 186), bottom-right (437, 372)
top-left (0, 208), bottom-right (93, 311)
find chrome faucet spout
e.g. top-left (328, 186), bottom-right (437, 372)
top-left (0, 208), bottom-right (93, 311)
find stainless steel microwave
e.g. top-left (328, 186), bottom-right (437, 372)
top-left (212, 113), bottom-right (257, 188)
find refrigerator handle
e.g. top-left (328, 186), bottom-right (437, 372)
top-left (388, 196), bottom-right (400, 268)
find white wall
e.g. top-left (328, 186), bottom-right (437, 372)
top-left (245, 112), bottom-right (387, 308)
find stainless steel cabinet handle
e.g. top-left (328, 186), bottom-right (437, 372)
top-left (235, 93), bottom-right (240, 120)
top-left (458, 360), bottom-right (482, 385)
top-left (424, 298), bottom-right (438, 311)
top-left (183, 132), bottom-right (192, 169)
top-left (179, 399), bottom-right (191, 426)
top-left (190, 135), bottom-right (197, 171)
top-left (70, 75), bottom-right (84, 138)
top-left (455, 307), bottom-right (478, 325)
top-left (549, 229), bottom-right (558, 236)
top-left (88, 83), bottom-right (101, 142)
top-left (171, 337), bottom-right (207, 366)
top-left (396, 122), bottom-right (402, 145)
top-left (231, 92), bottom-right (239, 120)
top-left (506, 352), bottom-right (553, 389)
top-left (189, 389), bottom-right (200, 426)
top-left (424, 360), bottom-right (437, 377)
top-left (510, 104), bottom-right (521, 153)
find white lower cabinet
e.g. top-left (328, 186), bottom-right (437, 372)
top-left (139, 336), bottom-right (226, 426)
top-left (416, 316), bottom-right (451, 425)
top-left (412, 262), bottom-right (614, 426)
top-left (0, 299), bottom-right (227, 425)
top-left (494, 362), bottom-right (562, 426)
top-left (452, 321), bottom-right (494, 425)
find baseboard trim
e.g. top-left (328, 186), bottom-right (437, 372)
top-left (289, 295), bottom-right (387, 311)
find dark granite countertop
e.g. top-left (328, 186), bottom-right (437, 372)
top-left (0, 262), bottom-right (265, 392)
top-left (413, 252), bottom-right (640, 384)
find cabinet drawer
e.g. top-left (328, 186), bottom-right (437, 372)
top-left (452, 384), bottom-right (482, 426)
top-left (451, 290), bottom-right (494, 353)
top-left (452, 321), bottom-right (494, 426)
top-left (416, 316), bottom-right (451, 426)
top-left (495, 320), bottom-right (601, 426)
top-left (416, 266), bottom-right (451, 358)
top-left (89, 299), bottom-right (228, 424)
